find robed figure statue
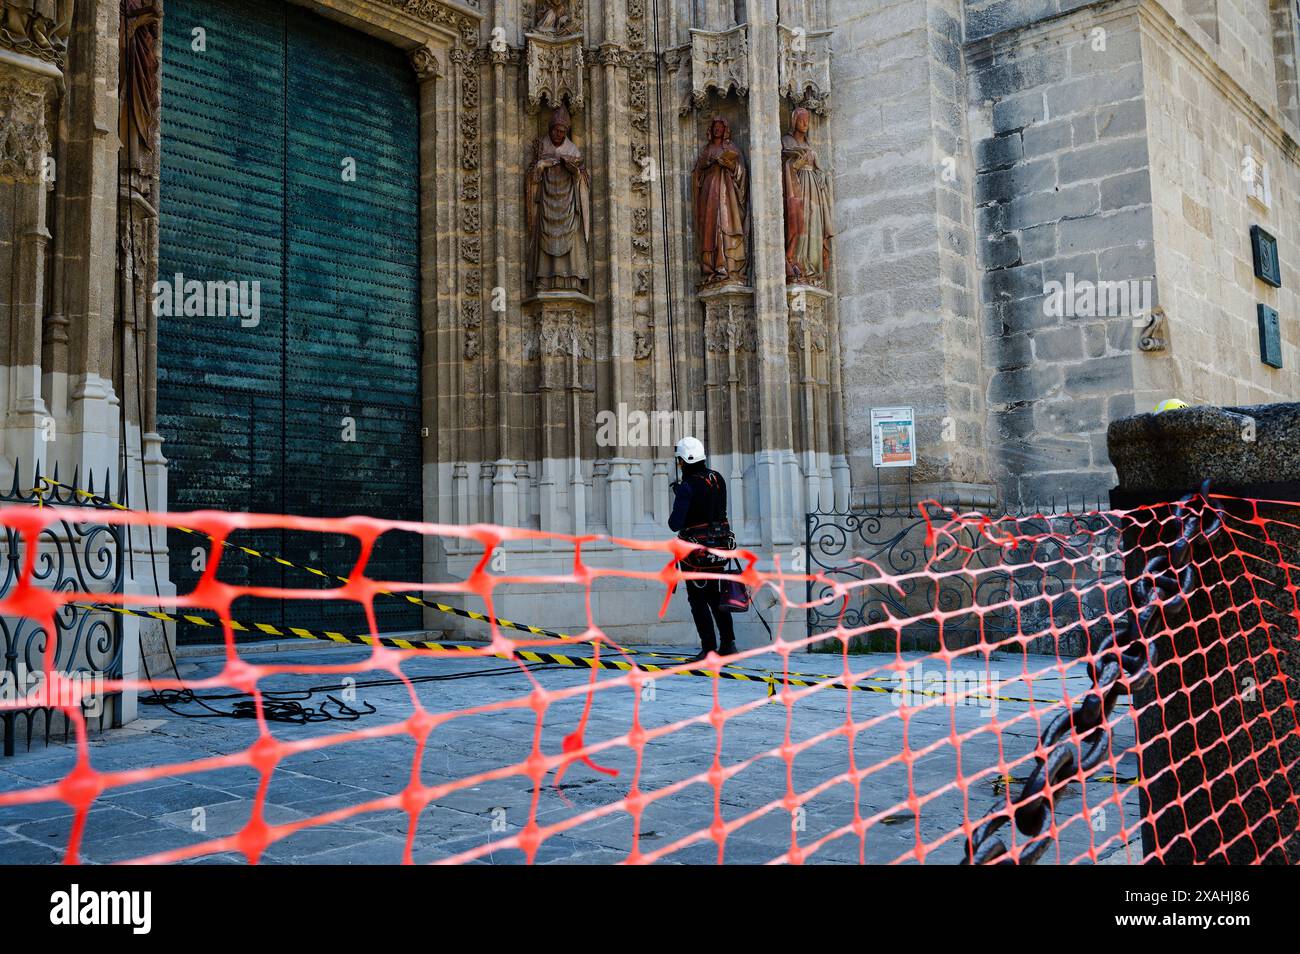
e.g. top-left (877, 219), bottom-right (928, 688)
top-left (534, 0), bottom-right (572, 33)
top-left (527, 105), bottom-right (592, 294)
top-left (782, 106), bottom-right (834, 285)
top-left (692, 117), bottom-right (748, 288)
top-left (120, 0), bottom-right (162, 160)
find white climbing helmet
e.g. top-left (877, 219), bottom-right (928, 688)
top-left (674, 436), bottom-right (706, 464)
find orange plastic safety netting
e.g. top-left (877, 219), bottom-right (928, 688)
top-left (0, 492), bottom-right (1298, 865)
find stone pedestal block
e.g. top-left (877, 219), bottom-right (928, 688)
top-left (0, 51), bottom-right (59, 480)
top-left (788, 284), bottom-right (833, 513)
top-left (700, 284), bottom-right (756, 534)
top-left (526, 291), bottom-right (596, 535)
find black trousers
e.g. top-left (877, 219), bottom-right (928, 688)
top-left (685, 578), bottom-right (735, 651)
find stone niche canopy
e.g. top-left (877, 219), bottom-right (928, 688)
top-left (527, 31), bottom-right (585, 111)
top-left (777, 23), bottom-right (831, 113)
top-left (689, 23), bottom-right (748, 110)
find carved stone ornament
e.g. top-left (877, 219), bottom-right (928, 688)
top-left (1138, 305), bottom-right (1167, 353)
top-left (0, 74), bottom-right (51, 182)
top-left (118, 215), bottom-right (149, 274)
top-left (1, 0), bottom-right (72, 67)
top-left (527, 31), bottom-right (585, 111)
top-left (788, 286), bottom-right (831, 353)
top-left (633, 301), bottom-right (653, 359)
top-left (377, 0), bottom-right (478, 45)
top-left (461, 299), bottom-right (482, 360)
top-left (626, 0), bottom-right (645, 49)
top-left (789, 310), bottom-right (828, 353)
top-left (540, 308), bottom-right (593, 358)
top-left (703, 297), bottom-right (756, 354)
top-left (408, 45), bottom-right (441, 80)
top-left (689, 25), bottom-right (748, 111)
top-left (777, 24), bottom-right (832, 114)
top-left (633, 326), bottom-right (654, 359)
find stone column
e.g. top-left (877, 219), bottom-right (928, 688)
top-left (744, 0), bottom-right (795, 550)
top-left (1108, 403), bottom-right (1300, 863)
top-left (61, 0), bottom-right (123, 484)
top-left (411, 44), bottom-right (451, 627)
top-left (489, 43), bottom-right (519, 529)
top-left (0, 49), bottom-right (59, 485)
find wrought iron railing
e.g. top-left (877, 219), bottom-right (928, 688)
top-left (805, 489), bottom-right (1121, 656)
top-left (1, 465), bottom-right (124, 756)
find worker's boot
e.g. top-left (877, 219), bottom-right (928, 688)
top-left (718, 640), bottom-right (738, 658)
top-left (683, 645), bottom-right (715, 665)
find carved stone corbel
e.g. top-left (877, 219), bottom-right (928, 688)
top-left (1137, 305), bottom-right (1167, 352)
top-left (408, 45), bottom-right (442, 81)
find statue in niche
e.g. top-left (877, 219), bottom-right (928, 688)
top-left (782, 106), bottom-right (834, 285)
top-left (119, 0), bottom-right (162, 159)
top-left (535, 0), bottom-right (572, 34)
top-left (526, 105), bottom-right (591, 294)
top-left (692, 116), bottom-right (748, 288)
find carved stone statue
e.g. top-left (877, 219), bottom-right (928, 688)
top-left (535, 0), bottom-right (572, 34)
top-left (692, 116), bottom-right (748, 288)
top-left (782, 106), bottom-right (834, 285)
top-left (1, 0), bottom-right (73, 63)
top-left (119, 0), bottom-right (161, 158)
top-left (526, 105), bottom-right (591, 294)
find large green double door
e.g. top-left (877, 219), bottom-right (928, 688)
top-left (158, 0), bottom-right (422, 640)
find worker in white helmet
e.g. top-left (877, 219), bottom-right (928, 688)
top-left (668, 436), bottom-right (737, 663)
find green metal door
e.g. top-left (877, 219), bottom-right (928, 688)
top-left (158, 0), bottom-right (422, 642)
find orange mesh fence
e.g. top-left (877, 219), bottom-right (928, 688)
top-left (0, 492), bottom-right (1298, 865)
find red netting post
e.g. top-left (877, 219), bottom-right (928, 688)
top-left (1109, 403), bottom-right (1300, 864)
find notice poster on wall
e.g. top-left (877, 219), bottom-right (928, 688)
top-left (871, 407), bottom-right (916, 468)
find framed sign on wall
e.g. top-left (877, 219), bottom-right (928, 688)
top-left (871, 407), bottom-right (916, 469)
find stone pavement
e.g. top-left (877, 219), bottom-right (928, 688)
top-left (0, 643), bottom-right (1142, 865)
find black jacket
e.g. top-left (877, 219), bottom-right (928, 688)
top-left (669, 467), bottom-right (728, 534)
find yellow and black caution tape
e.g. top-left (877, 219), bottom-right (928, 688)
top-left (80, 601), bottom-right (789, 694)
top-left (79, 600), bottom-right (1079, 706)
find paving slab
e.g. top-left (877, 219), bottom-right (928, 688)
top-left (0, 643), bottom-right (1140, 865)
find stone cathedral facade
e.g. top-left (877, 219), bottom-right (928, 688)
top-left (3, 0), bottom-right (1300, 653)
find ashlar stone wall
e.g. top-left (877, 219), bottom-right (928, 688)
top-left (969, 3), bottom-right (1152, 504)
top-left (1141, 0), bottom-right (1300, 410)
